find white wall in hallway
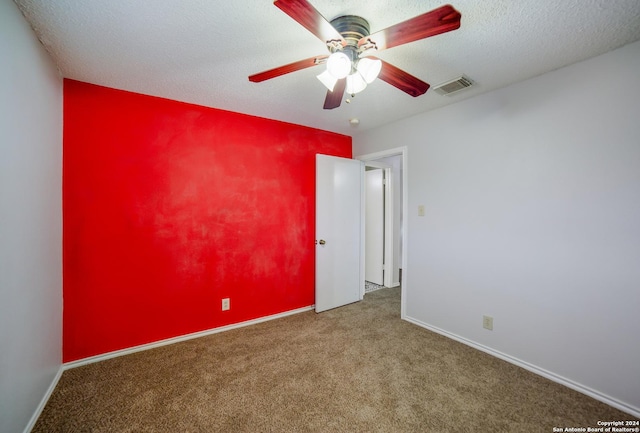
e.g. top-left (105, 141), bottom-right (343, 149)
top-left (353, 40), bottom-right (640, 415)
top-left (0, 1), bottom-right (63, 432)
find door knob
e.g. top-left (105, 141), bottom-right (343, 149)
top-left (318, 239), bottom-right (326, 245)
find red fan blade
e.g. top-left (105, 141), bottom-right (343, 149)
top-left (249, 55), bottom-right (328, 82)
top-left (359, 4), bottom-right (461, 51)
top-left (373, 58), bottom-right (430, 97)
top-left (323, 78), bottom-right (346, 109)
top-left (275, 0), bottom-right (346, 45)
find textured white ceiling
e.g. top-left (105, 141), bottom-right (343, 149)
top-left (14, 0), bottom-right (640, 135)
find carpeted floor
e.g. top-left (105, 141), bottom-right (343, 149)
top-left (34, 287), bottom-right (636, 432)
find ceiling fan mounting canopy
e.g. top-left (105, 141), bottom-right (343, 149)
top-left (330, 15), bottom-right (370, 48)
top-left (326, 15), bottom-right (373, 69)
top-left (248, 0), bottom-right (462, 110)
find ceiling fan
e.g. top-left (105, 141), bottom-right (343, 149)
top-left (248, 0), bottom-right (461, 109)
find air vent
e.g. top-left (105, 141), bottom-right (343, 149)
top-left (433, 75), bottom-right (475, 96)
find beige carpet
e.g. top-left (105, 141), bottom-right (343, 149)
top-left (34, 287), bottom-right (636, 432)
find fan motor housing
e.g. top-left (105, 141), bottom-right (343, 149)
top-left (329, 15), bottom-right (370, 60)
top-left (330, 15), bottom-right (370, 42)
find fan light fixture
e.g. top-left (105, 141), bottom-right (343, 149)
top-left (316, 70), bottom-right (338, 91)
top-left (356, 58), bottom-right (382, 84)
top-left (317, 54), bottom-right (382, 94)
top-left (346, 72), bottom-right (367, 94)
top-left (326, 52), bottom-right (351, 79)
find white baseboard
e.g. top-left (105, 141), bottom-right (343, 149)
top-left (23, 366), bottom-right (64, 433)
top-left (64, 305), bottom-right (314, 370)
top-left (33, 307), bottom-right (635, 431)
top-left (404, 316), bottom-right (640, 419)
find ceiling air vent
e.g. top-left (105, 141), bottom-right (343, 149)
top-left (433, 75), bottom-right (475, 96)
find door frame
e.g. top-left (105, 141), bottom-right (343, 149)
top-left (356, 146), bottom-right (408, 319)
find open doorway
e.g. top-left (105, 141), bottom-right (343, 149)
top-left (357, 147), bottom-right (406, 316)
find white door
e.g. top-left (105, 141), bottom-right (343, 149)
top-left (315, 154), bottom-right (363, 313)
top-left (365, 168), bottom-right (384, 285)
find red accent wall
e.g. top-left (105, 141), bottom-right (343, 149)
top-left (63, 79), bottom-right (351, 362)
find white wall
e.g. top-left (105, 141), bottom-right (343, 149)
top-left (353, 40), bottom-right (640, 415)
top-left (0, 1), bottom-right (63, 432)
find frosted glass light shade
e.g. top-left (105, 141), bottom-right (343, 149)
top-left (326, 52), bottom-right (351, 79)
top-left (356, 58), bottom-right (382, 84)
top-left (317, 70), bottom-right (338, 91)
top-left (346, 72), bottom-right (367, 94)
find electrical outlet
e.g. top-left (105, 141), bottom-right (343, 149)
top-left (222, 298), bottom-right (230, 311)
top-left (483, 315), bottom-right (493, 331)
